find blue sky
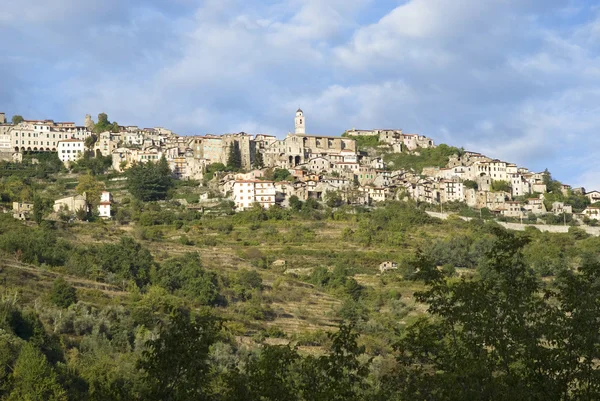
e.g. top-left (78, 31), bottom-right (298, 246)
top-left (1, 0), bottom-right (600, 189)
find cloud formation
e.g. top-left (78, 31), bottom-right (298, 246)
top-left (1, 0), bottom-right (599, 188)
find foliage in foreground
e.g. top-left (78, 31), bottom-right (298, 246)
top-left (3, 227), bottom-right (600, 399)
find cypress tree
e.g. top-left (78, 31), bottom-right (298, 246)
top-left (227, 141), bottom-right (242, 171)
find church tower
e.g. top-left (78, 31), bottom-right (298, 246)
top-left (295, 108), bottom-right (305, 134)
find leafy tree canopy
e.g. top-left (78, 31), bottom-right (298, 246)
top-left (126, 157), bottom-right (173, 201)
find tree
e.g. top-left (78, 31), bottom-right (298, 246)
top-left (49, 277), bottom-right (77, 308)
top-left (32, 195), bottom-right (51, 225)
top-left (98, 236), bottom-right (155, 288)
top-left (11, 115), bottom-right (24, 125)
top-left (84, 134), bottom-right (98, 150)
top-left (126, 157), bottom-right (174, 201)
top-left (325, 191), bottom-right (343, 208)
top-left (227, 141), bottom-right (242, 171)
top-left (273, 168), bottom-right (292, 182)
top-left (111, 121), bottom-right (120, 133)
top-left (252, 151), bottom-right (264, 169)
top-left (155, 253), bottom-right (220, 305)
top-left (225, 345), bottom-right (300, 401)
top-left (388, 228), bottom-right (570, 400)
top-left (138, 308), bottom-right (221, 401)
top-left (76, 174), bottom-right (105, 210)
top-left (298, 324), bottom-right (369, 401)
top-left (490, 179), bottom-right (511, 193)
top-left (288, 195), bottom-right (302, 211)
top-left (6, 343), bottom-right (67, 401)
top-left (463, 179), bottom-right (478, 190)
top-left (92, 112), bottom-right (119, 134)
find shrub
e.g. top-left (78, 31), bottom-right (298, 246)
top-left (50, 277), bottom-right (77, 309)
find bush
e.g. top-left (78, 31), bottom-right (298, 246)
top-left (50, 278), bottom-right (77, 309)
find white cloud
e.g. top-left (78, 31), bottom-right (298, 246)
top-left (1, 0), bottom-right (600, 187)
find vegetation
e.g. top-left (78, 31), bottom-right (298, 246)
top-left (49, 277), bottom-right (77, 308)
top-left (2, 145), bottom-right (600, 400)
top-left (273, 168), bottom-right (292, 182)
top-left (342, 132), bottom-right (382, 150)
top-left (11, 115), bottom-right (23, 125)
top-left (92, 112), bottom-right (120, 134)
top-left (126, 157), bottom-right (174, 201)
top-left (75, 174), bottom-right (105, 210)
top-left (71, 153), bottom-right (112, 175)
top-left (252, 152), bottom-right (264, 169)
top-left (227, 141), bottom-right (242, 171)
top-left (463, 179), bottom-right (478, 190)
top-left (490, 179), bottom-right (511, 192)
top-left (383, 144), bottom-right (461, 173)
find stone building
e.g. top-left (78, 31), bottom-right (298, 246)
top-left (233, 180), bottom-right (276, 210)
top-left (57, 139), bottom-right (84, 164)
top-left (9, 120), bottom-right (91, 153)
top-left (54, 194), bottom-right (88, 213)
top-left (524, 197), bottom-right (547, 215)
top-left (12, 202), bottom-right (33, 220)
top-left (501, 201), bottom-right (524, 218)
top-left (582, 207), bottom-right (600, 220)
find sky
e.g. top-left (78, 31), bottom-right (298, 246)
top-left (1, 0), bottom-right (600, 189)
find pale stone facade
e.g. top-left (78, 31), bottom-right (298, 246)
top-left (57, 139), bottom-right (84, 163)
top-left (12, 202), bottom-right (33, 220)
top-left (54, 194), bottom-right (88, 213)
top-left (586, 191), bottom-right (600, 204)
top-left (233, 180), bottom-right (276, 210)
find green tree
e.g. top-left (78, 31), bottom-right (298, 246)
top-left (32, 196), bottom-right (51, 225)
top-left (252, 152), bottom-right (264, 169)
top-left (11, 115), bottom-right (24, 125)
top-left (98, 236), bottom-right (155, 288)
top-left (299, 324), bottom-right (369, 401)
top-left (93, 112), bottom-right (119, 134)
top-left (76, 174), bottom-right (106, 210)
top-left (325, 190), bottom-right (343, 208)
top-left (288, 195), bottom-right (302, 211)
top-left (126, 157), bottom-right (174, 201)
top-left (224, 345), bottom-right (300, 401)
top-left (49, 277), bottom-right (77, 308)
top-left (6, 343), bottom-right (67, 401)
top-left (227, 141), bottom-right (242, 171)
top-left (84, 134), bottom-right (98, 150)
top-left (154, 253), bottom-right (220, 305)
top-left (490, 179), bottom-right (511, 192)
top-left (138, 309), bottom-right (221, 401)
top-left (463, 179), bottom-right (478, 190)
top-left (389, 229), bottom-right (563, 400)
top-left (273, 168), bottom-right (292, 182)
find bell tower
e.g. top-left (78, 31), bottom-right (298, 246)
top-left (294, 108), bottom-right (305, 134)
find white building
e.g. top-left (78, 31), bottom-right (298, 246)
top-left (582, 207), bottom-right (600, 220)
top-left (98, 191), bottom-right (112, 218)
top-left (233, 180), bottom-right (276, 210)
top-left (57, 139), bottom-right (85, 163)
top-left (585, 191), bottom-right (600, 204)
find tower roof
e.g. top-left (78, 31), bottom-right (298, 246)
top-left (296, 108), bottom-right (303, 113)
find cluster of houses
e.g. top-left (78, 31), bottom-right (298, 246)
top-left (2, 109), bottom-right (600, 222)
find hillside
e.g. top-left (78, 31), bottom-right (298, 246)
top-left (2, 156), bottom-right (600, 399)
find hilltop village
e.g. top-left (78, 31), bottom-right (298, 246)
top-left (1, 110), bottom-right (599, 224)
